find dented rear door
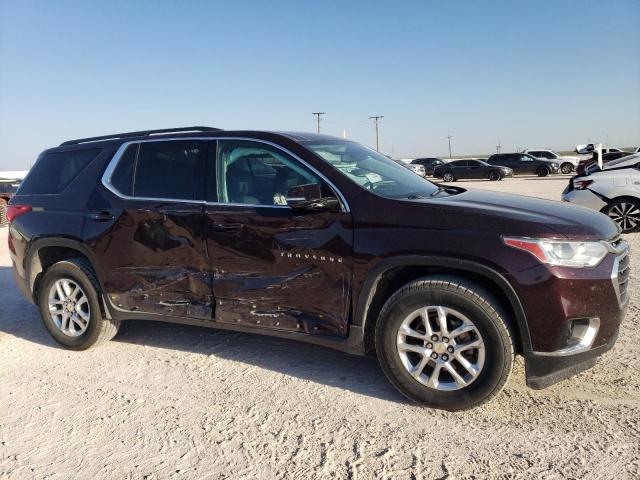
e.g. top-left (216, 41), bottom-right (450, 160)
top-left (89, 139), bottom-right (212, 319)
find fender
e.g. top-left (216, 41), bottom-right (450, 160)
top-left (353, 255), bottom-right (532, 352)
top-left (25, 236), bottom-right (104, 295)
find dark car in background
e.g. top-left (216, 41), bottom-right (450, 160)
top-left (433, 159), bottom-right (513, 182)
top-left (411, 157), bottom-right (445, 176)
top-left (486, 153), bottom-right (559, 177)
top-left (0, 179), bottom-right (21, 226)
top-left (7, 126), bottom-right (628, 411)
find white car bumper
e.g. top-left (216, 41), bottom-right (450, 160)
top-left (561, 188), bottom-right (608, 212)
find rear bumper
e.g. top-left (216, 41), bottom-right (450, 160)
top-left (524, 326), bottom-right (619, 389)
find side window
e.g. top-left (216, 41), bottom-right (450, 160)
top-left (110, 144), bottom-right (138, 196)
top-left (132, 140), bottom-right (206, 200)
top-left (520, 155), bottom-right (533, 162)
top-left (217, 140), bottom-right (325, 206)
top-left (18, 148), bottom-right (101, 195)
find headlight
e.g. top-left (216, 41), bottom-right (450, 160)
top-left (503, 237), bottom-right (608, 267)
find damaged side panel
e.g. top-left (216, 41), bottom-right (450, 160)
top-left (205, 205), bottom-right (353, 337)
top-left (88, 202), bottom-right (213, 319)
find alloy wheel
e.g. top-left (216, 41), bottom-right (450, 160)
top-left (561, 164), bottom-right (573, 174)
top-left (48, 278), bottom-right (91, 337)
top-left (608, 202), bottom-right (640, 233)
top-left (396, 306), bottom-right (485, 391)
top-left (443, 173), bottom-right (454, 182)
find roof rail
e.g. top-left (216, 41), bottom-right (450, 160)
top-left (59, 126), bottom-right (223, 146)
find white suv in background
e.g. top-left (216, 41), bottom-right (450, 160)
top-left (523, 149), bottom-right (580, 174)
top-left (562, 154), bottom-right (640, 233)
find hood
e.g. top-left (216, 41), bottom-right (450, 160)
top-left (407, 189), bottom-right (619, 240)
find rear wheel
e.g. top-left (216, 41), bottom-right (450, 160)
top-left (488, 170), bottom-right (501, 181)
top-left (375, 276), bottom-right (514, 410)
top-left (38, 258), bottom-right (120, 350)
top-left (536, 166), bottom-right (549, 177)
top-left (605, 199), bottom-right (640, 233)
top-left (560, 163), bottom-right (574, 174)
top-left (443, 172), bottom-right (455, 182)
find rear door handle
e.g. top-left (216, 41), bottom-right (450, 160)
top-left (211, 222), bottom-right (242, 232)
top-left (90, 211), bottom-right (115, 222)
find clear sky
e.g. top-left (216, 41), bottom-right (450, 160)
top-left (1, 0), bottom-right (639, 169)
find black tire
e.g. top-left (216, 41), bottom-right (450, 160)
top-left (560, 163), bottom-right (574, 174)
top-left (375, 276), bottom-right (514, 411)
top-left (488, 170), bottom-right (501, 181)
top-left (443, 172), bottom-right (455, 182)
top-left (38, 258), bottom-right (120, 350)
top-left (536, 166), bottom-right (549, 177)
top-left (604, 198), bottom-right (640, 233)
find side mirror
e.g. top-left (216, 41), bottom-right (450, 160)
top-left (285, 183), bottom-right (340, 213)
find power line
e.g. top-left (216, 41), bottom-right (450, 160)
top-left (446, 134), bottom-right (453, 158)
top-left (370, 115), bottom-right (384, 152)
top-left (312, 112), bottom-right (326, 133)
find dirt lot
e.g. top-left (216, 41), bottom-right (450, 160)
top-left (1, 175), bottom-right (639, 479)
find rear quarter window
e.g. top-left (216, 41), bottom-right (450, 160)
top-left (18, 148), bottom-right (102, 195)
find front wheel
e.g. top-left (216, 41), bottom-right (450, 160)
top-left (605, 199), bottom-right (640, 233)
top-left (443, 172), bottom-right (455, 182)
top-left (537, 166), bottom-right (549, 177)
top-left (560, 163), bottom-right (574, 174)
top-left (375, 276), bottom-right (514, 410)
top-left (488, 170), bottom-right (501, 181)
top-left (38, 258), bottom-right (120, 350)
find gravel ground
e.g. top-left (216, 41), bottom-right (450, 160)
top-left (1, 175), bottom-right (639, 479)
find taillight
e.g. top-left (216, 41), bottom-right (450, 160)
top-left (573, 179), bottom-right (593, 190)
top-left (6, 204), bottom-right (32, 223)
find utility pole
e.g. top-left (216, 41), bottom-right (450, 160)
top-left (446, 134), bottom-right (453, 158)
top-left (496, 139), bottom-right (501, 154)
top-left (312, 112), bottom-right (325, 133)
top-left (370, 115), bottom-right (384, 152)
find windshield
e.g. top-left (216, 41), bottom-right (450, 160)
top-left (305, 140), bottom-right (440, 198)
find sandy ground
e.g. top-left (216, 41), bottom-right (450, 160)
top-left (1, 175), bottom-right (639, 479)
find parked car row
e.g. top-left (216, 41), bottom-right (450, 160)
top-left (0, 178), bottom-right (22, 227)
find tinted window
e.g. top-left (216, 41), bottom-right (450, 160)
top-left (451, 161), bottom-right (467, 167)
top-left (467, 160), bottom-right (481, 166)
top-left (133, 141), bottom-right (206, 200)
top-left (110, 144), bottom-right (137, 196)
top-left (217, 140), bottom-right (325, 206)
top-left (18, 148), bottom-right (101, 195)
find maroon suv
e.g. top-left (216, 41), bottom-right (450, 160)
top-left (8, 127), bottom-right (629, 410)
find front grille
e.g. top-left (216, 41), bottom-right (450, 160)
top-left (616, 250), bottom-right (630, 306)
top-left (609, 236), bottom-right (630, 307)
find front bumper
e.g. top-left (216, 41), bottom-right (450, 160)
top-left (562, 188), bottom-right (608, 212)
top-left (525, 326), bottom-right (619, 389)
top-left (511, 238), bottom-right (629, 389)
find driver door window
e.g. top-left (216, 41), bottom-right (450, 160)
top-left (216, 140), bottom-right (324, 206)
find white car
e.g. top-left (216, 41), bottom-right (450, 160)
top-left (562, 153), bottom-right (640, 233)
top-left (523, 149), bottom-right (580, 174)
top-left (575, 144), bottom-right (625, 155)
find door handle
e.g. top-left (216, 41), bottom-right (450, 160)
top-left (89, 211), bottom-right (115, 222)
top-left (210, 222), bottom-right (242, 232)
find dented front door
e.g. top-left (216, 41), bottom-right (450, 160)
top-left (205, 205), bottom-right (353, 336)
